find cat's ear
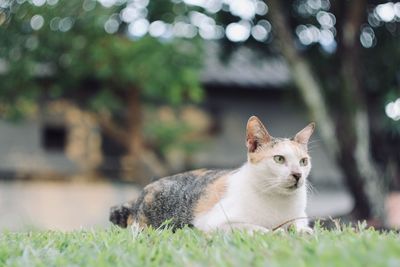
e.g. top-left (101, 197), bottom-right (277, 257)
top-left (294, 122), bottom-right (315, 145)
top-left (246, 116), bottom-right (271, 153)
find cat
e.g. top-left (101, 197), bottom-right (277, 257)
top-left (110, 116), bottom-right (315, 233)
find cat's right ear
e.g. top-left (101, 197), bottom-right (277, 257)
top-left (246, 116), bottom-right (271, 153)
top-left (293, 122), bottom-right (315, 145)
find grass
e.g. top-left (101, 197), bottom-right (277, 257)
top-left (0, 223), bottom-right (399, 267)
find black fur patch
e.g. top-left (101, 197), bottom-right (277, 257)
top-left (109, 205), bottom-right (132, 228)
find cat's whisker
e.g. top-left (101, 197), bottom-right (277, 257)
top-left (305, 182), bottom-right (317, 195)
top-left (308, 145), bottom-right (318, 150)
top-left (260, 180), bottom-right (280, 186)
top-left (308, 138), bottom-right (321, 144)
top-left (308, 144), bottom-right (319, 151)
top-left (260, 183), bottom-right (287, 193)
top-left (308, 139), bottom-right (320, 148)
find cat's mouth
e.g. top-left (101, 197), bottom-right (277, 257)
top-left (287, 181), bottom-right (302, 190)
top-left (287, 185), bottom-right (298, 190)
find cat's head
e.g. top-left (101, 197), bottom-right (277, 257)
top-left (245, 116), bottom-right (315, 195)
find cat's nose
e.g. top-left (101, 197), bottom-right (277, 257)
top-left (292, 173), bottom-right (302, 181)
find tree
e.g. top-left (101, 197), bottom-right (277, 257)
top-left (0, 1), bottom-right (204, 183)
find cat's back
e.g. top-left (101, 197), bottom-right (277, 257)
top-left (132, 168), bottom-right (231, 229)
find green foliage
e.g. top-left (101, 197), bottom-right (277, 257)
top-left (0, 1), bottom-right (204, 118)
top-left (145, 120), bottom-right (193, 155)
top-left (0, 225), bottom-right (399, 267)
top-left (145, 118), bottom-right (202, 158)
top-left (144, 106), bottom-right (206, 159)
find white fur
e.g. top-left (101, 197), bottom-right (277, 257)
top-left (193, 140), bottom-right (311, 232)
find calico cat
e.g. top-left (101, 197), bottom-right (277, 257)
top-left (110, 116), bottom-right (315, 233)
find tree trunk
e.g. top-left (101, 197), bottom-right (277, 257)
top-left (120, 88), bottom-right (148, 185)
top-left (121, 88), bottom-right (167, 185)
top-left (267, 0), bottom-right (386, 222)
top-left (267, 0), bottom-right (338, 158)
top-left (127, 88), bottom-right (143, 158)
top-left (338, 0), bottom-right (386, 221)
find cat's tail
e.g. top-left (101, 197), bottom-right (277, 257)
top-left (109, 202), bottom-right (135, 228)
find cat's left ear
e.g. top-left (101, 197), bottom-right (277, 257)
top-left (246, 116), bottom-right (271, 153)
top-left (294, 122), bottom-right (315, 145)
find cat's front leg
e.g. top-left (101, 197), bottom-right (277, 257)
top-left (296, 225), bottom-right (314, 234)
top-left (215, 222), bottom-right (270, 234)
top-left (294, 218), bottom-right (314, 234)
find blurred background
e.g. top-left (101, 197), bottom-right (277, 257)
top-left (0, 0), bottom-right (399, 231)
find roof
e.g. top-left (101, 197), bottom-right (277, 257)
top-left (0, 41), bottom-right (291, 88)
top-left (201, 42), bottom-right (291, 88)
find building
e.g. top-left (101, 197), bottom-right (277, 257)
top-left (0, 43), bottom-right (344, 189)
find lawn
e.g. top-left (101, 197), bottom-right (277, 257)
top-left (1, 223), bottom-right (399, 267)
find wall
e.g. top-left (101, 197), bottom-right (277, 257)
top-left (0, 120), bottom-right (76, 177)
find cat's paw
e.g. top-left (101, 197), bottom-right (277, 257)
top-left (215, 223), bottom-right (270, 235)
top-left (296, 226), bottom-right (314, 235)
top-left (248, 226), bottom-right (270, 235)
top-left (273, 228), bottom-right (286, 234)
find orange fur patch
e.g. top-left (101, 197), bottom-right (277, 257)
top-left (248, 145), bottom-right (274, 164)
top-left (127, 214), bottom-right (134, 226)
top-left (194, 174), bottom-right (229, 216)
top-left (128, 212), bottom-right (149, 228)
top-left (249, 150), bottom-right (268, 164)
top-left (137, 213), bottom-right (148, 227)
top-left (191, 168), bottom-right (208, 176)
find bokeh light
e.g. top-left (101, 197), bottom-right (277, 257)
top-left (376, 2), bottom-right (396, 22)
top-left (226, 20), bottom-right (251, 42)
top-left (0, 58), bottom-right (8, 74)
top-left (30, 14), bottom-right (44, 31)
top-left (32, 0), bottom-right (46, 7)
top-left (128, 18), bottom-right (149, 38)
top-left (385, 98), bottom-right (400, 121)
top-left (251, 25), bottom-right (268, 41)
top-left (149, 20), bottom-right (167, 38)
top-left (296, 24), bottom-right (320, 45)
top-left (120, 6), bottom-right (140, 23)
top-left (59, 17), bottom-right (74, 32)
top-left (173, 22), bottom-right (198, 38)
top-left (229, 0), bottom-right (257, 20)
top-left (47, 0), bottom-right (59, 6)
top-left (360, 26), bottom-right (376, 48)
top-left (255, 1), bottom-right (268, 15)
top-left (83, 0), bottom-right (97, 12)
top-left (25, 36), bottom-right (39, 51)
top-left (316, 11), bottom-right (335, 28)
top-left (104, 18), bottom-right (120, 34)
top-left (98, 0), bottom-right (118, 8)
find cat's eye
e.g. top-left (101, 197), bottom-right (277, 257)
top-left (300, 158), bottom-right (308, 166)
top-left (273, 155), bottom-right (285, 164)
